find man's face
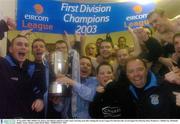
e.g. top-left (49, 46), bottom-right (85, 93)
top-left (116, 49), bottom-right (129, 65)
top-left (9, 37), bottom-right (29, 63)
top-left (126, 59), bottom-right (148, 88)
top-left (97, 65), bottom-right (114, 87)
top-left (118, 38), bottom-right (126, 48)
top-left (86, 44), bottom-right (96, 56)
top-left (99, 42), bottom-right (113, 59)
top-left (174, 36), bottom-right (180, 57)
top-left (55, 43), bottom-right (68, 53)
top-left (32, 41), bottom-right (46, 62)
top-left (148, 13), bottom-right (167, 33)
top-left (80, 58), bottom-right (92, 78)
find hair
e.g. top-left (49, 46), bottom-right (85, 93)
top-left (85, 43), bottom-right (96, 55)
top-left (80, 56), bottom-right (95, 76)
top-left (55, 40), bottom-right (68, 46)
top-left (118, 36), bottom-right (126, 43)
top-left (32, 38), bottom-right (46, 49)
top-left (100, 39), bottom-right (114, 48)
top-left (96, 62), bottom-right (113, 75)
top-left (125, 57), bottom-right (147, 71)
top-left (10, 35), bottom-right (28, 46)
top-left (147, 8), bottom-right (165, 19)
top-left (96, 38), bottom-right (103, 42)
top-left (173, 32), bottom-right (180, 44)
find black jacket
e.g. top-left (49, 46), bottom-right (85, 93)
top-left (0, 55), bottom-right (45, 118)
top-left (89, 81), bottom-right (136, 119)
top-left (129, 72), bottom-right (179, 118)
top-left (140, 37), bottom-right (163, 62)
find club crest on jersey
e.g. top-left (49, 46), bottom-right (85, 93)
top-left (150, 94), bottom-right (159, 105)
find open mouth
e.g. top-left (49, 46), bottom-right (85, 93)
top-left (81, 69), bottom-right (87, 75)
top-left (133, 76), bottom-right (142, 81)
top-left (104, 79), bottom-right (112, 84)
top-left (18, 52), bottom-right (26, 57)
top-left (134, 79), bottom-right (142, 82)
top-left (103, 77), bottom-right (112, 83)
top-left (36, 52), bottom-right (43, 56)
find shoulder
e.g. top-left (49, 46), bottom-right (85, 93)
top-left (24, 59), bottom-right (34, 65)
top-left (0, 57), bottom-right (12, 74)
top-left (0, 57), bottom-right (10, 66)
top-left (0, 57), bottom-right (7, 66)
top-left (147, 37), bottom-right (160, 45)
top-left (160, 80), bottom-right (180, 92)
top-left (0, 57), bottom-right (5, 62)
top-left (87, 77), bottom-right (98, 85)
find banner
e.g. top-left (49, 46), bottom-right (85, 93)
top-left (17, 0), bottom-right (155, 34)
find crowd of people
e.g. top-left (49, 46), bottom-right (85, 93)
top-left (0, 8), bottom-right (180, 119)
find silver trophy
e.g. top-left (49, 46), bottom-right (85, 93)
top-left (42, 51), bottom-right (71, 96)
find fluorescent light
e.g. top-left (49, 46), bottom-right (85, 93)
top-left (125, 0), bottom-right (160, 4)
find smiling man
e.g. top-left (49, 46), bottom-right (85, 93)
top-left (32, 38), bottom-right (47, 63)
top-left (53, 56), bottom-right (98, 119)
top-left (147, 8), bottom-right (180, 44)
top-left (0, 35), bottom-right (45, 118)
top-left (126, 57), bottom-right (179, 118)
top-left (172, 33), bottom-right (180, 66)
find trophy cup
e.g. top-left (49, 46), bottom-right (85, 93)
top-left (42, 51), bottom-right (71, 96)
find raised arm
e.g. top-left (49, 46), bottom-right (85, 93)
top-left (128, 27), bottom-right (142, 57)
top-left (63, 31), bottom-right (72, 50)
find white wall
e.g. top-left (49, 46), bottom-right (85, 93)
top-left (0, 0), bottom-right (16, 56)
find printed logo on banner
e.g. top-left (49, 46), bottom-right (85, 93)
top-left (133, 5), bottom-right (143, 14)
top-left (24, 3), bottom-right (49, 22)
top-left (34, 4), bottom-right (44, 14)
top-left (124, 4), bottom-right (150, 28)
top-left (19, 1), bottom-right (54, 33)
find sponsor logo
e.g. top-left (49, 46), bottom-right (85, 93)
top-left (10, 77), bottom-right (18, 81)
top-left (102, 106), bottom-right (121, 117)
top-left (125, 5), bottom-right (146, 21)
top-left (34, 4), bottom-right (44, 14)
top-left (126, 14), bottom-right (147, 21)
top-left (23, 3), bottom-right (49, 22)
top-left (21, 3), bottom-right (53, 32)
top-left (133, 5), bottom-right (143, 14)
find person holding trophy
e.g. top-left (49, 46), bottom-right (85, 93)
top-left (52, 56), bottom-right (98, 119)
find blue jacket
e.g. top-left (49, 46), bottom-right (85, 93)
top-left (54, 77), bottom-right (98, 118)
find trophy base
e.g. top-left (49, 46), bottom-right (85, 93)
top-left (49, 93), bottom-right (62, 97)
top-left (49, 84), bottom-right (72, 97)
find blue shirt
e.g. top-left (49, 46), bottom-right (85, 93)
top-left (54, 77), bottom-right (98, 119)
